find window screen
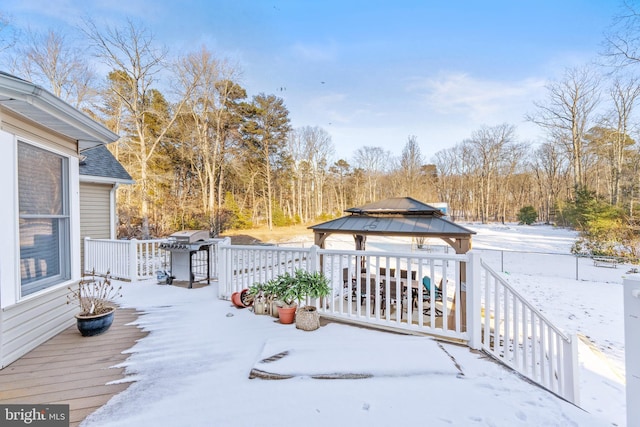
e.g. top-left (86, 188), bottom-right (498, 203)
top-left (18, 142), bottom-right (70, 296)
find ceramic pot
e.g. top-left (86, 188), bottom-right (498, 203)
top-left (232, 289), bottom-right (253, 308)
top-left (75, 308), bottom-right (115, 337)
top-left (231, 292), bottom-right (243, 307)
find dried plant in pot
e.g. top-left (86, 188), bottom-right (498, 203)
top-left (67, 270), bottom-right (122, 337)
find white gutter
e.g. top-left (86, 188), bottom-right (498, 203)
top-left (79, 174), bottom-right (135, 185)
top-left (0, 73), bottom-right (119, 145)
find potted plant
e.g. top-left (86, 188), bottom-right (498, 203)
top-left (293, 270), bottom-right (331, 331)
top-left (231, 288), bottom-right (253, 308)
top-left (67, 270), bottom-right (122, 336)
top-left (263, 270), bottom-right (332, 327)
top-left (248, 282), bottom-right (268, 315)
top-left (269, 272), bottom-right (300, 324)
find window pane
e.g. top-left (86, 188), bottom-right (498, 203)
top-left (18, 142), bottom-right (63, 215)
top-left (20, 218), bottom-right (62, 295)
top-left (18, 142), bottom-right (70, 297)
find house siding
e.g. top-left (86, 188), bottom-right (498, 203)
top-left (0, 284), bottom-right (76, 368)
top-left (80, 182), bottom-right (112, 271)
top-left (0, 112), bottom-right (82, 370)
top-left (1, 107), bottom-right (77, 155)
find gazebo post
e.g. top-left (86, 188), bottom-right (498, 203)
top-left (446, 237), bottom-right (471, 332)
top-left (354, 234), bottom-right (367, 269)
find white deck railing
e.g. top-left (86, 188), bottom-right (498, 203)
top-left (84, 237), bottom-right (228, 281)
top-left (84, 237), bottom-right (165, 280)
top-left (479, 259), bottom-right (579, 404)
top-left (218, 243), bottom-right (473, 343)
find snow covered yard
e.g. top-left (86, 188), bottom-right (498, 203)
top-left (81, 224), bottom-right (626, 427)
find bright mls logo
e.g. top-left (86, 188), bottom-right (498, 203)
top-left (0, 405), bottom-right (69, 426)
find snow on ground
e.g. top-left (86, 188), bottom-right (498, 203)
top-left (81, 224), bottom-right (626, 427)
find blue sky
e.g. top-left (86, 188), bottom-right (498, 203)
top-left (2, 0), bottom-right (623, 161)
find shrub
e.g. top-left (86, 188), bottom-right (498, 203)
top-left (517, 206), bottom-right (538, 225)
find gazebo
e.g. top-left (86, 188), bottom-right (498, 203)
top-left (309, 197), bottom-right (475, 254)
top-left (309, 197), bottom-right (476, 330)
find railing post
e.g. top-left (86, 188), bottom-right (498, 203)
top-left (129, 239), bottom-right (138, 281)
top-left (624, 276), bottom-right (640, 427)
top-left (84, 237), bottom-right (91, 274)
top-left (562, 333), bottom-right (580, 405)
top-left (466, 251), bottom-right (482, 350)
top-left (217, 238), bottom-right (231, 299)
top-left (309, 245), bottom-right (319, 273)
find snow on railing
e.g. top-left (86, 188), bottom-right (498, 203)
top-left (479, 259), bottom-right (579, 404)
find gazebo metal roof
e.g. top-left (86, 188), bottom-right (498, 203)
top-left (309, 197), bottom-right (475, 254)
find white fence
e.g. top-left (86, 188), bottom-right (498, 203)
top-left (623, 276), bottom-right (640, 427)
top-left (84, 237), bottom-right (228, 281)
top-left (479, 259), bottom-right (579, 404)
top-left (219, 243), bottom-right (471, 341)
top-left (84, 237), bottom-right (164, 280)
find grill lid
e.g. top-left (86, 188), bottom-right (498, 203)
top-left (169, 230), bottom-right (210, 243)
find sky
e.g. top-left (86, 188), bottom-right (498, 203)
top-left (78, 224), bottom-right (626, 426)
top-left (1, 0), bottom-right (625, 160)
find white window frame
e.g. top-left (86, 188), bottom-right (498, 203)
top-left (17, 140), bottom-right (71, 297)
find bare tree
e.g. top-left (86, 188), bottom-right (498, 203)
top-left (83, 19), bottom-right (196, 238)
top-left (531, 141), bottom-right (570, 223)
top-left (353, 146), bottom-right (389, 202)
top-left (603, 1), bottom-right (640, 68)
top-left (463, 124), bottom-right (518, 223)
top-left (0, 12), bottom-right (16, 57)
top-left (606, 76), bottom-right (640, 204)
top-left (175, 46), bottom-right (245, 234)
top-left (399, 135), bottom-right (424, 196)
top-left (527, 66), bottom-right (601, 192)
top-left (328, 159), bottom-right (351, 214)
top-left (15, 28), bottom-right (96, 109)
top-left (299, 126), bottom-right (333, 218)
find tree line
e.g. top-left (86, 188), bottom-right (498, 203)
top-left (2, 8), bottom-right (640, 257)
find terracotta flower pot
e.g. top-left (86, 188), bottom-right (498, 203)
top-left (231, 292), bottom-right (243, 307)
top-left (277, 305), bottom-right (297, 324)
top-left (240, 289), bottom-right (253, 307)
top-left (231, 289), bottom-right (252, 308)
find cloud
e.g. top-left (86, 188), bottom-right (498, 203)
top-left (290, 41), bottom-right (337, 62)
top-left (409, 72), bottom-right (547, 123)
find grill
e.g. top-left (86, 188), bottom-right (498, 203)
top-left (159, 230), bottom-right (214, 288)
top-left (160, 230), bottom-right (211, 251)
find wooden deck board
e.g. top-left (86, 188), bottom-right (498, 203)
top-left (0, 308), bottom-right (146, 427)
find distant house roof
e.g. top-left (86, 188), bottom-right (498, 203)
top-left (0, 71), bottom-right (118, 151)
top-left (79, 145), bottom-right (133, 184)
top-left (309, 197), bottom-right (475, 253)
